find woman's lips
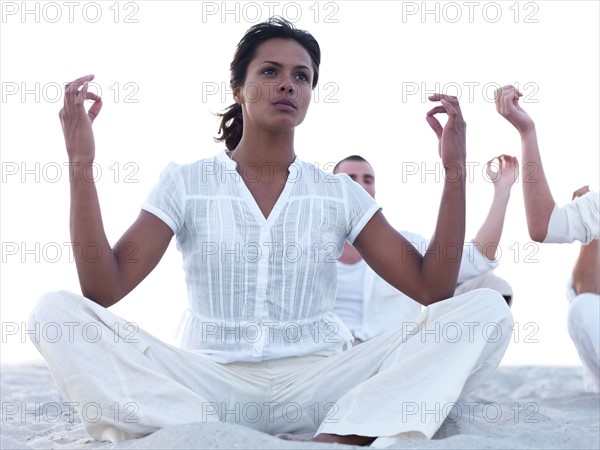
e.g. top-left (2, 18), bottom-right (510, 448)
top-left (273, 100), bottom-right (296, 110)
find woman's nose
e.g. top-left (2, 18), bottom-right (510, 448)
top-left (279, 77), bottom-right (295, 94)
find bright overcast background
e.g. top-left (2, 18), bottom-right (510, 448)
top-left (1, 1), bottom-right (599, 366)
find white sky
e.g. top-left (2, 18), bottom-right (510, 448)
top-left (1, 0), bottom-right (599, 367)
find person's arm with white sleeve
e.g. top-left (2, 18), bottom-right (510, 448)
top-left (494, 85), bottom-right (554, 242)
top-left (494, 85), bottom-right (599, 244)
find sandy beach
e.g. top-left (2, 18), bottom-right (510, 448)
top-left (1, 363), bottom-right (598, 449)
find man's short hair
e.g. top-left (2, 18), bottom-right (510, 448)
top-left (333, 155), bottom-right (371, 174)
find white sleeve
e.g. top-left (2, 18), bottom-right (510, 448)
top-left (544, 191), bottom-right (599, 244)
top-left (337, 174), bottom-right (381, 244)
top-left (141, 162), bottom-right (186, 234)
top-left (456, 241), bottom-right (498, 284)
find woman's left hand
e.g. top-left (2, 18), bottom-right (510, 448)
top-left (425, 94), bottom-right (467, 170)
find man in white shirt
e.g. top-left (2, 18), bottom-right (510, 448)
top-left (334, 154), bottom-right (517, 343)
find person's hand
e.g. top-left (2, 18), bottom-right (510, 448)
top-left (572, 185), bottom-right (591, 200)
top-left (425, 94), bottom-right (466, 169)
top-left (59, 74), bottom-right (103, 163)
top-left (494, 85), bottom-right (535, 134)
top-left (487, 154), bottom-right (519, 193)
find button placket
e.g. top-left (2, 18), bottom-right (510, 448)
top-left (251, 225), bottom-right (271, 358)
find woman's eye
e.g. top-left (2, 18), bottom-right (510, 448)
top-left (262, 68), bottom-right (276, 75)
top-left (296, 73), bottom-right (309, 82)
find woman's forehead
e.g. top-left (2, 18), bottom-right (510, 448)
top-left (252, 39), bottom-right (312, 68)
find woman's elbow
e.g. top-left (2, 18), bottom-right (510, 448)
top-left (416, 287), bottom-right (456, 306)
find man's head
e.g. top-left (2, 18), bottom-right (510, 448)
top-left (333, 155), bottom-right (376, 198)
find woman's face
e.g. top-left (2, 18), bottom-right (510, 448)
top-left (235, 38), bottom-right (314, 134)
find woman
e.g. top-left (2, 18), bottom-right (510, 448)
top-left (30, 17), bottom-right (513, 447)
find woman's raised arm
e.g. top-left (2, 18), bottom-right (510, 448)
top-left (60, 75), bottom-right (173, 307)
top-left (354, 94), bottom-right (467, 306)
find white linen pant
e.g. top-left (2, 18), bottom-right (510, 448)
top-left (567, 292), bottom-right (600, 393)
top-left (454, 272), bottom-right (513, 300)
top-left (28, 288), bottom-right (513, 445)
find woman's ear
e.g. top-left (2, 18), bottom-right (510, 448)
top-left (233, 86), bottom-right (242, 104)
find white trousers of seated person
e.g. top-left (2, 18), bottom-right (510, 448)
top-left (28, 288), bottom-right (513, 446)
top-left (454, 272), bottom-right (513, 300)
top-left (567, 292), bottom-right (600, 393)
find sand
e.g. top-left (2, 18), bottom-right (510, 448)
top-left (1, 364), bottom-right (598, 449)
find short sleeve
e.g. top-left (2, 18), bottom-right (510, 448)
top-left (337, 173), bottom-right (381, 244)
top-left (456, 241), bottom-right (498, 283)
top-left (141, 162), bottom-right (185, 234)
top-left (544, 191), bottom-right (599, 244)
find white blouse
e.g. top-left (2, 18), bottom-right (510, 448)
top-left (142, 150), bottom-right (381, 363)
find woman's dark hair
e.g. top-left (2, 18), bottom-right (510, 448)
top-left (215, 17), bottom-right (321, 150)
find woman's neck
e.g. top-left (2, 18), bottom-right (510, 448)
top-left (232, 127), bottom-right (296, 174)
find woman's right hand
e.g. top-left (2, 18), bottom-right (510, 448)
top-left (59, 74), bottom-right (103, 162)
top-left (494, 85), bottom-right (535, 134)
